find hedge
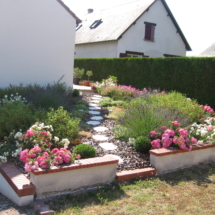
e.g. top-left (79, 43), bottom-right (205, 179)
top-left (74, 57), bottom-right (215, 108)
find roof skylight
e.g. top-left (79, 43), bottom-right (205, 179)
top-left (90, 19), bottom-right (102, 29)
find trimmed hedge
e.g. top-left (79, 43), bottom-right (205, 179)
top-left (74, 57), bottom-right (215, 108)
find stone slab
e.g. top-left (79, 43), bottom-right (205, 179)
top-left (104, 154), bottom-right (123, 164)
top-left (90, 116), bottom-right (104, 121)
top-left (86, 121), bottom-right (101, 126)
top-left (92, 135), bottom-right (109, 141)
top-left (99, 143), bottom-right (118, 150)
top-left (93, 127), bottom-right (108, 132)
top-left (88, 111), bottom-right (101, 115)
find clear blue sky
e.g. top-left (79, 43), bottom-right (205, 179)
top-left (62, 0), bottom-right (215, 56)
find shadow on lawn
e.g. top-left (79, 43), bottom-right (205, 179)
top-left (45, 182), bottom-right (129, 212)
top-left (157, 162), bottom-right (215, 187)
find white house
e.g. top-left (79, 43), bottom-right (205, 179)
top-left (75, 0), bottom-right (191, 58)
top-left (0, 0), bottom-right (80, 88)
top-left (199, 42), bottom-right (215, 57)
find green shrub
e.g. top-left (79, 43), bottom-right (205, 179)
top-left (0, 94), bottom-right (46, 140)
top-left (113, 125), bottom-right (129, 140)
top-left (134, 136), bottom-right (151, 153)
top-left (72, 89), bottom-right (80, 97)
top-left (73, 144), bottom-right (96, 159)
top-left (45, 107), bottom-right (80, 141)
top-left (117, 96), bottom-right (190, 139)
top-left (74, 104), bottom-right (87, 111)
top-left (99, 97), bottom-right (126, 107)
top-left (150, 91), bottom-right (204, 123)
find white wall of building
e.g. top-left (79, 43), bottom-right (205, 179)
top-left (0, 0), bottom-right (76, 88)
top-left (75, 41), bottom-right (118, 58)
top-left (117, 0), bottom-right (186, 57)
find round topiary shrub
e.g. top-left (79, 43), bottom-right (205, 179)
top-left (134, 136), bottom-right (151, 153)
top-left (72, 89), bottom-right (80, 97)
top-left (73, 144), bottom-right (96, 159)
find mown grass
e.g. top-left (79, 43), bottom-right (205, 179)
top-left (46, 162), bottom-right (215, 215)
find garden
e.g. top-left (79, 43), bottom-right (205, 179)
top-left (0, 71), bottom-right (215, 212)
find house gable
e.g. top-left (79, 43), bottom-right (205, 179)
top-left (75, 0), bottom-right (191, 52)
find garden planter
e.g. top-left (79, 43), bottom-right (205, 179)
top-left (73, 77), bottom-right (80, 85)
top-left (150, 144), bottom-right (215, 174)
top-left (83, 80), bottom-right (90, 86)
top-left (79, 81), bottom-right (84, 85)
top-left (89, 82), bottom-right (94, 86)
top-left (30, 156), bottom-right (118, 196)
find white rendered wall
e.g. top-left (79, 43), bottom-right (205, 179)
top-left (75, 41), bottom-right (118, 58)
top-left (0, 0), bottom-right (76, 88)
top-left (117, 0), bottom-right (187, 57)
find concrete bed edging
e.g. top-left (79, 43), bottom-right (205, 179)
top-left (150, 144), bottom-right (215, 174)
top-left (0, 156), bottom-right (156, 209)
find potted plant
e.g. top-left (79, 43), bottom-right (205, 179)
top-left (84, 70), bottom-right (93, 86)
top-left (73, 68), bottom-right (84, 85)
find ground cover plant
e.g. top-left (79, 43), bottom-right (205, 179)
top-left (46, 162), bottom-right (215, 215)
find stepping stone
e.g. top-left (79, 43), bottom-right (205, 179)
top-left (93, 126), bottom-right (108, 132)
top-left (90, 116), bottom-right (104, 120)
top-left (90, 100), bottom-right (100, 104)
top-left (92, 95), bottom-right (102, 98)
top-left (86, 121), bottom-right (101, 126)
top-left (88, 111), bottom-right (101, 115)
top-left (89, 103), bottom-right (99, 107)
top-left (89, 107), bottom-right (101, 110)
top-left (104, 154), bottom-right (123, 164)
top-left (91, 97), bottom-right (101, 100)
top-left (92, 135), bottom-right (109, 141)
top-left (83, 142), bottom-right (90, 145)
top-left (99, 143), bottom-right (118, 150)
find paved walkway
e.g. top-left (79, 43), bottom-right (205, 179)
top-left (0, 193), bottom-right (34, 215)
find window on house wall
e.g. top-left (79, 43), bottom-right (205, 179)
top-left (119, 51), bottom-right (149, 58)
top-left (90, 19), bottom-right (102, 29)
top-left (144, 22), bottom-right (156, 41)
top-left (76, 24), bottom-right (82, 31)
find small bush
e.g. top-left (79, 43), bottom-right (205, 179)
top-left (113, 125), bottom-right (129, 140)
top-left (0, 94), bottom-right (46, 140)
top-left (73, 144), bottom-right (96, 159)
top-left (45, 107), bottom-right (80, 141)
top-left (72, 89), bottom-right (80, 97)
top-left (134, 136), bottom-right (151, 153)
top-left (74, 104), bottom-right (87, 111)
top-left (99, 97), bottom-right (126, 107)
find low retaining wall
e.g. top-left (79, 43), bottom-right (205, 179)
top-left (30, 156), bottom-right (118, 196)
top-left (150, 144), bottom-right (215, 174)
top-left (0, 162), bottom-right (35, 206)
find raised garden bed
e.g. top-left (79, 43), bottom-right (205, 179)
top-left (150, 144), bottom-right (215, 174)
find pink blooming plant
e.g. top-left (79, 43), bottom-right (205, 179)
top-left (150, 121), bottom-right (198, 151)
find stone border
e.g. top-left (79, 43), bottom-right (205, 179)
top-left (150, 144), bottom-right (215, 174)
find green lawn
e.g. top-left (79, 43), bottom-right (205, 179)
top-left (46, 162), bottom-right (215, 215)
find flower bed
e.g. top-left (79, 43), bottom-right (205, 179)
top-left (30, 156), bottom-right (118, 196)
top-left (150, 144), bottom-right (215, 174)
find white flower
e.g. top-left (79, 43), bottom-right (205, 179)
top-left (54, 136), bottom-right (59, 142)
top-left (4, 95), bottom-right (7, 98)
top-left (200, 129), bottom-right (208, 137)
top-left (61, 138), bottom-right (70, 145)
top-left (197, 140), bottom-right (204, 144)
top-left (187, 98), bottom-right (191, 101)
top-left (14, 132), bottom-right (23, 139)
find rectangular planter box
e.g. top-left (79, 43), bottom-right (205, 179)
top-left (30, 156), bottom-right (118, 196)
top-left (150, 144), bottom-right (215, 174)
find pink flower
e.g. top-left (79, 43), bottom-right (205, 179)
top-left (20, 149), bottom-right (29, 163)
top-left (51, 148), bottom-right (59, 154)
top-left (24, 163), bottom-right (32, 172)
top-left (164, 129), bottom-right (175, 137)
top-left (172, 121), bottom-right (180, 127)
top-left (207, 125), bottom-right (213, 132)
top-left (62, 154), bottom-right (71, 164)
top-left (177, 129), bottom-right (188, 137)
top-left (160, 126), bottom-right (167, 130)
top-left (39, 160), bottom-right (49, 169)
top-left (161, 91), bottom-right (166, 94)
top-left (151, 139), bottom-right (161, 148)
top-left (76, 154), bottom-right (81, 159)
top-left (25, 130), bottom-right (34, 139)
top-left (191, 137), bottom-right (197, 144)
